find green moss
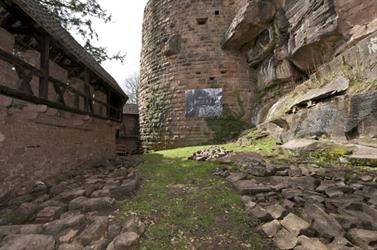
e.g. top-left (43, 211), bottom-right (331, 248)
top-left (301, 144), bottom-right (353, 167)
top-left (143, 93), bottom-right (171, 143)
top-left (349, 80), bottom-right (377, 93)
top-left (205, 107), bottom-right (250, 144)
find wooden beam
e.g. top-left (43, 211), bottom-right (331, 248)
top-left (84, 70), bottom-right (93, 113)
top-left (38, 35), bottom-right (50, 99)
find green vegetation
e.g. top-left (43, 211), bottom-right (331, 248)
top-left (143, 93), bottom-right (171, 142)
top-left (121, 147), bottom-right (267, 249)
top-left (349, 80), bottom-right (377, 93)
top-left (302, 144), bottom-right (353, 167)
top-left (206, 107), bottom-right (250, 144)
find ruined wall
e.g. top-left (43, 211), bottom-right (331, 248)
top-left (0, 99), bottom-right (118, 197)
top-left (139, 0), bottom-right (253, 150)
top-left (0, 28), bottom-right (118, 197)
top-left (140, 0), bottom-right (377, 149)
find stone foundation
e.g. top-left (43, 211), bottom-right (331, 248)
top-left (0, 97), bottom-right (118, 197)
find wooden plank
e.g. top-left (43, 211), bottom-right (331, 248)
top-left (38, 35), bottom-right (50, 99)
top-left (0, 85), bottom-right (121, 122)
top-left (0, 48), bottom-right (122, 121)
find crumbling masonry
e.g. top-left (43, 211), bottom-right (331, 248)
top-left (139, 0), bottom-right (377, 150)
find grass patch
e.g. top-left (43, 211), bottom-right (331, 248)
top-left (121, 147), bottom-right (267, 249)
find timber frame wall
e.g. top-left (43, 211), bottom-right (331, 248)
top-left (0, 1), bottom-right (126, 122)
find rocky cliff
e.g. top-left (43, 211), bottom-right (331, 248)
top-left (140, 0), bottom-right (377, 150)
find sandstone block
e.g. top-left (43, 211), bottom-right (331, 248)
top-left (281, 213), bottom-right (310, 236)
top-left (106, 232), bottom-right (139, 250)
top-left (262, 219), bottom-right (281, 238)
top-left (0, 234), bottom-right (55, 250)
top-left (274, 228), bottom-right (298, 250)
top-left (78, 216), bottom-right (108, 246)
top-left (222, 0), bottom-right (276, 50)
top-left (69, 197), bottom-right (115, 212)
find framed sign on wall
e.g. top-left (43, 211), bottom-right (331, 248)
top-left (185, 88), bottom-right (223, 118)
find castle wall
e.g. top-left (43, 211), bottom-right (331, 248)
top-left (0, 28), bottom-right (118, 197)
top-left (139, 0), bottom-right (254, 150)
top-left (140, 0), bottom-right (377, 150)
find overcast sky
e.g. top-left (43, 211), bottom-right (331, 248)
top-left (91, 0), bottom-right (149, 90)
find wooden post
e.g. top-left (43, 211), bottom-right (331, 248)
top-left (84, 70), bottom-right (92, 113)
top-left (106, 88), bottom-right (111, 119)
top-left (39, 35), bottom-right (50, 99)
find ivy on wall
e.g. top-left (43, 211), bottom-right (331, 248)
top-left (206, 106), bottom-right (250, 144)
top-left (143, 93), bottom-right (171, 143)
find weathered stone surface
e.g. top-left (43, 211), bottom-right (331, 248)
top-left (78, 216), bottom-right (108, 246)
top-left (107, 223), bottom-right (122, 241)
top-left (69, 197), bottom-right (115, 212)
top-left (110, 178), bottom-right (139, 200)
top-left (281, 139), bottom-right (320, 151)
top-left (43, 214), bottom-right (86, 235)
top-left (0, 224), bottom-right (43, 237)
top-left (226, 172), bottom-right (246, 183)
top-left (15, 202), bottom-right (38, 223)
top-left (58, 189), bottom-right (86, 202)
top-left (106, 232), bottom-right (139, 250)
top-left (233, 180), bottom-right (273, 195)
top-left (58, 242), bottom-right (83, 250)
top-left (290, 76), bottom-right (350, 112)
top-left (36, 206), bottom-right (64, 223)
top-left (59, 229), bottom-right (79, 243)
top-left (305, 203), bottom-right (343, 239)
top-left (124, 217), bottom-right (145, 235)
top-left (328, 236), bottom-right (360, 250)
top-left (274, 228), bottom-right (298, 250)
top-left (0, 234), bottom-right (55, 250)
top-left (91, 189), bottom-right (111, 198)
top-left (296, 235), bottom-right (327, 250)
top-left (222, 0), bottom-right (276, 50)
top-left (265, 204), bottom-right (286, 220)
top-left (0, 95), bottom-right (12, 108)
top-left (347, 228), bottom-right (377, 250)
top-left (262, 219), bottom-right (281, 238)
top-left (281, 213), bottom-right (310, 236)
top-left (163, 34), bottom-right (181, 57)
top-left (285, 0), bottom-right (342, 72)
top-left (249, 205), bottom-right (273, 222)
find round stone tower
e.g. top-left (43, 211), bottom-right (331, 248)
top-left (139, 0), bottom-right (253, 150)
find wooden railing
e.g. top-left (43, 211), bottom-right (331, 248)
top-left (0, 47), bottom-right (122, 122)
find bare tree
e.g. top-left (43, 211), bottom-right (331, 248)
top-left (123, 73), bottom-right (140, 104)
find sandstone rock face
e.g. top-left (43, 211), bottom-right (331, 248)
top-left (222, 0), bottom-right (276, 50)
top-left (285, 0), bottom-right (342, 72)
top-left (140, 0), bottom-right (377, 149)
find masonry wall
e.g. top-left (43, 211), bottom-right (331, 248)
top-left (0, 98), bottom-right (118, 195)
top-left (140, 0), bottom-right (377, 150)
top-left (0, 28), bottom-right (118, 197)
top-left (139, 0), bottom-right (253, 150)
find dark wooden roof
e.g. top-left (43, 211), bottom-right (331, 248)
top-left (9, 0), bottom-right (126, 98)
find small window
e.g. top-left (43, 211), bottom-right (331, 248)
top-left (215, 10), bottom-right (220, 15)
top-left (209, 76), bottom-right (216, 81)
top-left (196, 18), bottom-right (208, 25)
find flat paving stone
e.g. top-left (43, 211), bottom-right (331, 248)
top-left (0, 234), bottom-right (55, 250)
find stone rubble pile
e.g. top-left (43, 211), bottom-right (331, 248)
top-left (0, 156), bottom-right (144, 250)
top-left (188, 146), bottom-right (231, 161)
top-left (215, 152), bottom-right (377, 250)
